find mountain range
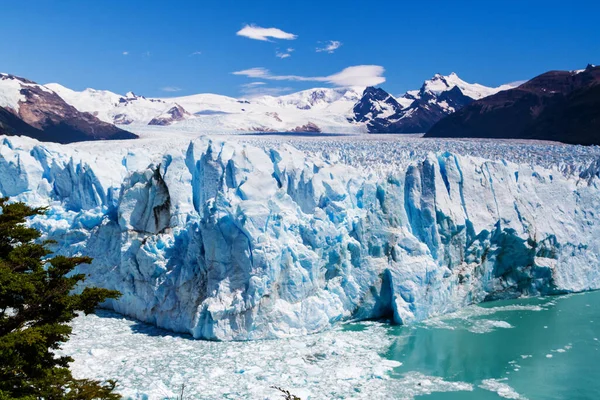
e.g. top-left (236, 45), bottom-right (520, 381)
top-left (351, 73), bottom-right (515, 133)
top-left (47, 73), bottom-right (515, 135)
top-left (1, 66), bottom-right (598, 144)
top-left (1, 72), bottom-right (510, 139)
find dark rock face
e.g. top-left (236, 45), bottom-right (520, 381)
top-left (148, 104), bottom-right (190, 126)
top-left (388, 86), bottom-right (474, 134)
top-left (113, 114), bottom-right (134, 125)
top-left (352, 87), bottom-right (402, 124)
top-left (426, 65), bottom-right (600, 145)
top-left (290, 122), bottom-right (321, 133)
top-left (353, 80), bottom-right (476, 133)
top-left (0, 74), bottom-right (137, 143)
top-left (0, 106), bottom-right (43, 138)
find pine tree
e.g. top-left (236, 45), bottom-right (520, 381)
top-left (0, 198), bottom-right (121, 399)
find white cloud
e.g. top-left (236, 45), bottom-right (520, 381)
top-left (233, 68), bottom-right (272, 79)
top-left (161, 86), bottom-right (182, 92)
top-left (241, 85), bottom-right (293, 97)
top-left (122, 51), bottom-right (129, 56)
top-left (190, 51), bottom-right (202, 56)
top-left (236, 24), bottom-right (297, 41)
top-left (326, 65), bottom-right (384, 86)
top-left (232, 65), bottom-right (385, 87)
top-left (507, 80), bottom-right (527, 87)
top-left (276, 47), bottom-right (294, 59)
top-left (241, 82), bottom-right (267, 88)
top-left (316, 40), bottom-right (342, 53)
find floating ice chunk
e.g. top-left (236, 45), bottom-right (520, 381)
top-left (554, 348), bottom-right (566, 353)
top-left (389, 372), bottom-right (473, 397)
top-left (480, 378), bottom-right (528, 399)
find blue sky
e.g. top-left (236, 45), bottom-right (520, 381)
top-left (1, 0), bottom-right (598, 98)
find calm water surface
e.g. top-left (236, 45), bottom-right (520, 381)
top-left (368, 291), bottom-right (600, 399)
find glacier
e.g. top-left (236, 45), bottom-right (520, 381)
top-left (1, 133), bottom-right (600, 340)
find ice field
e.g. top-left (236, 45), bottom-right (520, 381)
top-left (2, 131), bottom-right (600, 340)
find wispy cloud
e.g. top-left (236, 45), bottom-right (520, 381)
top-left (143, 51), bottom-right (151, 57)
top-left (236, 24), bottom-right (297, 41)
top-left (122, 51), bottom-right (129, 56)
top-left (316, 40), bottom-right (342, 53)
top-left (233, 65), bottom-right (385, 87)
top-left (241, 82), bottom-right (267, 88)
top-left (276, 48), bottom-right (293, 59)
top-left (189, 51), bottom-right (202, 56)
top-left (161, 86), bottom-right (182, 92)
top-left (240, 85), bottom-right (293, 97)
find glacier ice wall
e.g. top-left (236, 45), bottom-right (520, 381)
top-left (1, 135), bottom-right (600, 340)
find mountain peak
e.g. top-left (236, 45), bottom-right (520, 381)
top-left (0, 74), bottom-right (136, 143)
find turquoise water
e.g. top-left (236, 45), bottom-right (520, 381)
top-left (378, 291), bottom-right (600, 399)
top-left (62, 290), bottom-right (599, 399)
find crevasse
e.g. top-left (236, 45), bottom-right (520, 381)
top-left (1, 135), bottom-right (599, 340)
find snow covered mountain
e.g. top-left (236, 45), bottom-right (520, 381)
top-left (0, 73), bottom-right (136, 143)
top-left (3, 134), bottom-right (600, 340)
top-left (46, 84), bottom-right (192, 126)
top-left (37, 73), bottom-right (518, 135)
top-left (427, 64), bottom-right (600, 144)
top-left (353, 73), bottom-right (516, 133)
top-left (164, 87), bottom-right (365, 133)
top-left (1, 70), bottom-right (519, 137)
top-left (46, 83), bottom-right (366, 133)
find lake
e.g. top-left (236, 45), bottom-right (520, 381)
top-left (60, 291), bottom-right (600, 399)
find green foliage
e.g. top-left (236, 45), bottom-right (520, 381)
top-left (0, 198), bottom-right (121, 399)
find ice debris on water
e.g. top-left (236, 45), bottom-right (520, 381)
top-left (56, 310), bottom-right (474, 399)
top-left (480, 378), bottom-right (528, 399)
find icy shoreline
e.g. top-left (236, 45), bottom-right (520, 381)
top-left (59, 292), bottom-right (588, 399)
top-left (59, 309), bottom-right (477, 399)
top-left (2, 133), bottom-right (600, 340)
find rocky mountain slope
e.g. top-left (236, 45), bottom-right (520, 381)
top-left (426, 65), bottom-right (600, 144)
top-left (0, 73), bottom-right (136, 143)
top-left (353, 73), bottom-right (515, 133)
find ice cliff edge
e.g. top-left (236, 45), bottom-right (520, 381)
top-left (1, 135), bottom-right (600, 340)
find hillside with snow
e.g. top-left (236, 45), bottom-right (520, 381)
top-left (46, 84), bottom-right (191, 126)
top-left (164, 87), bottom-right (365, 133)
top-left (0, 73), bottom-right (136, 143)
top-left (426, 65), bottom-right (600, 145)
